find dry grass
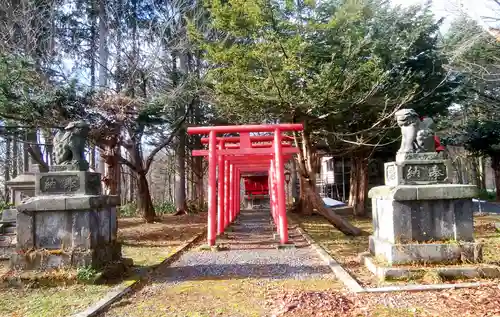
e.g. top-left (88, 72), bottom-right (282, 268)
top-left (0, 212), bottom-right (207, 317)
top-left (474, 215), bottom-right (500, 265)
top-left (294, 212), bottom-right (500, 287)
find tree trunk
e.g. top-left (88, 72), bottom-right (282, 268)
top-left (168, 163), bottom-right (173, 203)
top-left (4, 137), bottom-right (11, 201)
top-left (303, 179), bottom-right (362, 236)
top-left (175, 133), bottom-right (187, 214)
top-left (137, 171), bottom-right (155, 222)
top-left (98, 0), bottom-right (108, 89)
top-left (471, 157), bottom-right (479, 187)
top-left (89, 0), bottom-right (97, 89)
top-left (42, 129), bottom-right (53, 166)
top-left (492, 156), bottom-right (500, 202)
top-left (97, 0), bottom-right (108, 181)
top-left (293, 127), bottom-right (362, 235)
top-left (23, 133), bottom-right (29, 172)
top-left (128, 170), bottom-right (135, 203)
top-left (12, 137), bottom-right (18, 178)
top-left (291, 158), bottom-right (298, 202)
top-left (192, 153), bottom-right (204, 210)
top-left (26, 130), bottom-right (48, 172)
top-left (479, 156), bottom-right (486, 190)
top-left (348, 155), bottom-right (358, 209)
top-left (103, 146), bottom-right (120, 196)
top-left (297, 176), bottom-right (314, 215)
top-left (349, 153), bottom-right (369, 217)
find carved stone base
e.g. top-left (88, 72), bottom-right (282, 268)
top-left (395, 152), bottom-right (444, 163)
top-left (361, 253), bottom-right (500, 281)
top-left (35, 170), bottom-right (102, 196)
top-left (385, 157), bottom-right (452, 186)
top-left (13, 193), bottom-right (120, 270)
top-left (369, 236), bottom-right (482, 265)
top-left (368, 185), bottom-right (478, 243)
top-left (10, 242), bottom-right (122, 270)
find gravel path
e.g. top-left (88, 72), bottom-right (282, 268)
top-left (152, 209), bottom-right (334, 282)
top-left (101, 209), bottom-right (337, 316)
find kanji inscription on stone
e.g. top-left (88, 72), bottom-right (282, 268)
top-left (406, 166), bottom-right (421, 179)
top-left (39, 175), bottom-right (81, 193)
top-left (428, 164), bottom-right (445, 181)
top-left (403, 163), bottom-right (447, 182)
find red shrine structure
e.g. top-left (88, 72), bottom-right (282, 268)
top-left (188, 123), bottom-right (304, 246)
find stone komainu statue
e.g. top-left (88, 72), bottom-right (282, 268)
top-left (53, 120), bottom-right (90, 171)
top-left (395, 109), bottom-right (436, 153)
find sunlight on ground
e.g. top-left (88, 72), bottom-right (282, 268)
top-left (122, 245), bottom-right (177, 267)
top-left (295, 213), bottom-right (500, 287)
top-left (474, 215), bottom-right (500, 264)
top-left (108, 278), bottom-right (342, 317)
top-left (0, 284), bottom-right (112, 317)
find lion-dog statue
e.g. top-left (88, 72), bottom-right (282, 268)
top-left (53, 120), bottom-right (90, 171)
top-left (395, 109), bottom-right (436, 154)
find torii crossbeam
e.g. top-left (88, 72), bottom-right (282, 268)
top-left (187, 123), bottom-right (303, 246)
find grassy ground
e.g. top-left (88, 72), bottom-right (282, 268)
top-left (107, 277), bottom-right (341, 317)
top-left (0, 213), bottom-right (206, 317)
top-left (294, 212), bottom-right (500, 287)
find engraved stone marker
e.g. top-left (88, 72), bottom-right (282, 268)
top-left (367, 109), bottom-right (482, 271)
top-left (11, 120), bottom-right (122, 270)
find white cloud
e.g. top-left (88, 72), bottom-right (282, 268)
top-left (391, 0), bottom-right (499, 33)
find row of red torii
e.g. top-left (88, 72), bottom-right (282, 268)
top-left (188, 123), bottom-right (304, 246)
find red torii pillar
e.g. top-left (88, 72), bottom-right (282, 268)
top-left (217, 140), bottom-right (225, 235)
top-left (188, 124), bottom-right (303, 246)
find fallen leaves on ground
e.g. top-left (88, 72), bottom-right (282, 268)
top-left (267, 290), bottom-right (354, 317)
top-left (118, 212), bottom-right (207, 247)
top-left (267, 284), bottom-right (500, 317)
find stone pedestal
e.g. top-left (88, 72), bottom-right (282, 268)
top-left (0, 209), bottom-right (17, 259)
top-left (368, 154), bottom-right (482, 266)
top-left (386, 153), bottom-right (452, 186)
top-left (5, 164), bottom-right (40, 206)
top-left (10, 167), bottom-right (121, 270)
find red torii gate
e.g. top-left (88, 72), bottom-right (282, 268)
top-left (188, 124), bottom-right (304, 246)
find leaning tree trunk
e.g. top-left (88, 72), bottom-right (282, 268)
top-left (137, 171), bottom-right (155, 222)
top-left (303, 179), bottom-right (361, 235)
top-left (349, 152), bottom-right (369, 217)
top-left (293, 127), bottom-right (362, 236)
